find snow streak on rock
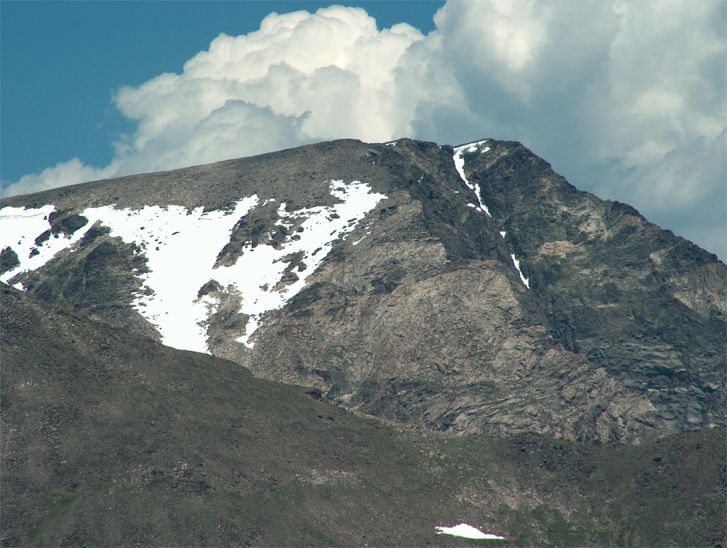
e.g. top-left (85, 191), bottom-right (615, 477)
top-left (511, 253), bottom-right (530, 288)
top-left (452, 142), bottom-right (530, 290)
top-left (453, 140), bottom-right (492, 217)
top-left (435, 523), bottom-right (505, 540)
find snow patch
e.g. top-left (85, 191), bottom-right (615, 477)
top-left (436, 523), bottom-right (505, 540)
top-left (453, 143), bottom-right (492, 217)
top-left (0, 205), bottom-right (96, 287)
top-left (457, 139), bottom-right (489, 149)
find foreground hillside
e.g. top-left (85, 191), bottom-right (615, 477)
top-left (2, 285), bottom-right (724, 546)
top-left (1, 138), bottom-right (724, 445)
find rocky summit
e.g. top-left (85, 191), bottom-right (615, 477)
top-left (1, 137), bottom-right (725, 546)
top-left (1, 138), bottom-right (724, 447)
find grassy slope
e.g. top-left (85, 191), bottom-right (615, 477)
top-left (1, 284), bottom-right (724, 546)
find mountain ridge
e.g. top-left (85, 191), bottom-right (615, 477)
top-left (1, 137), bottom-right (724, 445)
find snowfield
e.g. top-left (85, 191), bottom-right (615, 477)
top-left (0, 179), bottom-right (385, 353)
top-left (81, 198), bottom-right (259, 352)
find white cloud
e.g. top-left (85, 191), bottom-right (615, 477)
top-left (2, 158), bottom-right (119, 197)
top-left (3, 1), bottom-right (725, 256)
top-left (108, 5), bottom-right (422, 175)
top-left (410, 0), bottom-right (726, 256)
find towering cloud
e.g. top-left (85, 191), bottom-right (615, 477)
top-left (3, 1), bottom-right (725, 256)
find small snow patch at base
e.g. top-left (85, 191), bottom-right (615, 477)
top-left (436, 523), bottom-right (505, 540)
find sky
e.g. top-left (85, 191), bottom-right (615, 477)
top-left (1, 0), bottom-right (725, 258)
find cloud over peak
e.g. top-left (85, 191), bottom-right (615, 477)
top-left (3, 1), bottom-right (724, 256)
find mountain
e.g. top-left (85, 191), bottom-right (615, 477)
top-left (1, 138), bottom-right (723, 446)
top-left (1, 137), bottom-right (725, 545)
top-left (2, 284), bottom-right (725, 546)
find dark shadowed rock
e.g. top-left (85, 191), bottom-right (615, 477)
top-left (0, 246), bottom-right (19, 274)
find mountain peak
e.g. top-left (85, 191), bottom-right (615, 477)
top-left (1, 137), bottom-right (723, 444)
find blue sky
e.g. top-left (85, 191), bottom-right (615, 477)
top-left (1, 1), bottom-right (725, 257)
top-left (1, 1), bottom-right (442, 181)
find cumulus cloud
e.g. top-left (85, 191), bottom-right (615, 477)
top-left (2, 158), bottom-right (120, 197)
top-left (3, 1), bottom-right (725, 256)
top-left (408, 0), bottom-right (726, 255)
top-left (108, 5), bottom-right (422, 175)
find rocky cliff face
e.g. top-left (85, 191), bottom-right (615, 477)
top-left (1, 138), bottom-right (724, 444)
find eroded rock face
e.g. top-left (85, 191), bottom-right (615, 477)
top-left (233, 140), bottom-right (725, 443)
top-left (458, 141), bottom-right (726, 439)
top-left (1, 138), bottom-right (723, 443)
